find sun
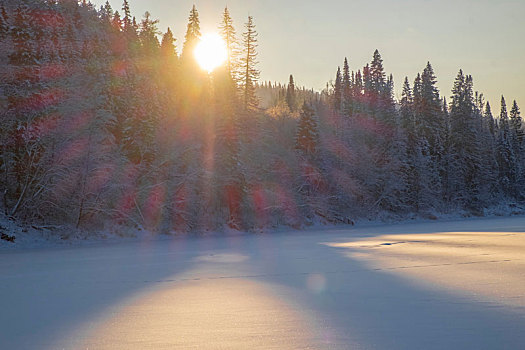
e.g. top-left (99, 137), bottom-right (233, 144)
top-left (194, 33), bottom-right (228, 73)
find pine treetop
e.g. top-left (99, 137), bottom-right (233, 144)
top-left (401, 77), bottom-right (412, 104)
top-left (122, 0), bottom-right (132, 29)
top-left (370, 49), bottom-right (385, 93)
top-left (421, 62), bottom-right (440, 105)
top-left (219, 7), bottom-right (239, 79)
top-left (160, 27), bottom-right (177, 58)
top-left (500, 96), bottom-right (508, 121)
top-left (139, 11), bottom-right (160, 55)
top-left (509, 100), bottom-right (523, 141)
top-left (286, 74), bottom-right (296, 111)
top-left (182, 5), bottom-right (201, 59)
top-left (241, 15), bottom-right (260, 111)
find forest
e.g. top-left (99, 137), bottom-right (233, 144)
top-left (0, 0), bottom-right (523, 233)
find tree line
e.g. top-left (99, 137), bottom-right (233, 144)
top-left (322, 52), bottom-right (523, 216)
top-left (0, 0), bottom-right (522, 233)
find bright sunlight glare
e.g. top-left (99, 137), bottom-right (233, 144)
top-left (194, 33), bottom-right (228, 73)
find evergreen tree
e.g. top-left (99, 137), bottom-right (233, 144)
top-left (139, 11), bottom-right (160, 57)
top-left (99, 1), bottom-right (113, 22)
top-left (366, 50), bottom-right (391, 123)
top-left (413, 73), bottom-right (422, 105)
top-left (449, 70), bottom-right (483, 208)
top-left (160, 27), bottom-right (177, 59)
top-left (240, 15), bottom-right (259, 111)
top-left (213, 64), bottom-right (243, 228)
top-left (181, 5), bottom-right (200, 61)
top-left (219, 7), bottom-right (239, 81)
top-left (342, 57), bottom-right (352, 116)
top-left (412, 64), bottom-right (446, 210)
top-left (442, 97), bottom-right (449, 128)
top-left (484, 102), bottom-right (496, 137)
top-left (400, 77), bottom-right (414, 135)
top-left (509, 100), bottom-right (524, 194)
top-left (370, 49), bottom-right (386, 95)
top-left (352, 70), bottom-right (363, 114)
top-left (510, 100), bottom-right (523, 144)
top-left (364, 52), bottom-right (399, 211)
top-left (286, 74), bottom-right (296, 112)
top-left (399, 77), bottom-right (419, 209)
top-left (474, 97), bottom-right (499, 201)
top-left (332, 66), bottom-right (342, 112)
top-left (159, 27), bottom-right (178, 113)
top-left (381, 73), bottom-right (396, 126)
top-left (112, 11), bottom-right (122, 31)
top-left (417, 63), bottom-right (446, 167)
top-left (295, 103), bottom-right (319, 155)
top-left (121, 0), bottom-right (132, 31)
top-left (362, 63), bottom-right (372, 115)
top-left (499, 96), bottom-right (509, 134)
top-left (120, 0), bottom-right (141, 56)
top-left (496, 96), bottom-right (519, 197)
top-left (132, 16), bottom-right (139, 34)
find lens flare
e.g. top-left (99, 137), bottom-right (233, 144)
top-left (194, 33), bottom-right (227, 73)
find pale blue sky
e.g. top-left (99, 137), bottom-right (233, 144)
top-left (95, 0), bottom-right (524, 110)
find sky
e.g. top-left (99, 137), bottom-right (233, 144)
top-left (94, 0), bottom-right (524, 110)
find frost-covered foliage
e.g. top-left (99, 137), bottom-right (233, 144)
top-left (324, 55), bottom-right (524, 218)
top-left (0, 1), bottom-right (523, 234)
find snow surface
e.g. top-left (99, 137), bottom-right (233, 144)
top-left (1, 216), bottom-right (525, 349)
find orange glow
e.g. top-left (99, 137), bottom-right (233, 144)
top-left (194, 33), bottom-right (228, 72)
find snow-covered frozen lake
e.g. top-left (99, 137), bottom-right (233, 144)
top-left (1, 216), bottom-right (525, 349)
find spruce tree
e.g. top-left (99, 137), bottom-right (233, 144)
top-left (120, 0), bottom-right (140, 55)
top-left (214, 64), bottom-right (243, 228)
top-left (332, 66), bottom-right (342, 112)
top-left (112, 11), bottom-right (122, 31)
top-left (121, 0), bottom-right (132, 31)
top-left (139, 11), bottom-right (160, 57)
top-left (400, 77), bottom-right (414, 134)
top-left (499, 96), bottom-right (509, 133)
top-left (496, 96), bottom-right (519, 197)
top-left (370, 50), bottom-right (386, 95)
top-left (100, 1), bottom-right (113, 22)
top-left (342, 57), bottom-right (352, 116)
top-left (366, 50), bottom-right (391, 123)
top-left (412, 64), bottom-right (445, 210)
top-left (449, 70), bottom-right (483, 208)
top-left (181, 5), bottom-right (201, 61)
top-left (286, 74), bottom-right (296, 112)
top-left (240, 15), bottom-right (259, 111)
top-left (381, 73), bottom-right (396, 126)
top-left (352, 70), bottom-right (363, 114)
top-left (219, 7), bottom-right (239, 81)
top-left (442, 97), bottom-right (449, 129)
top-left (362, 63), bottom-right (372, 114)
top-left (510, 100), bottom-right (523, 144)
top-left (419, 63), bottom-right (443, 134)
top-left (160, 27), bottom-right (177, 60)
top-left (399, 76), bottom-right (422, 210)
top-left (484, 102), bottom-right (496, 136)
top-left (509, 100), bottom-right (524, 194)
top-left (478, 100), bottom-right (499, 192)
top-left (295, 103), bottom-right (319, 156)
top-left (417, 63), bottom-right (446, 168)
